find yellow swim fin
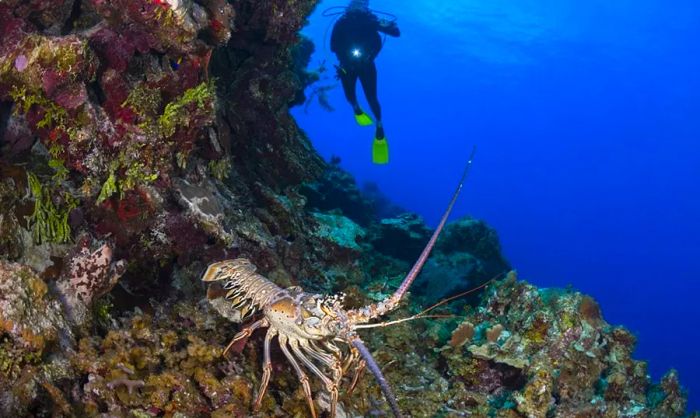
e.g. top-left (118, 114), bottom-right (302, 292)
top-left (372, 137), bottom-right (389, 164)
top-left (354, 112), bottom-right (373, 127)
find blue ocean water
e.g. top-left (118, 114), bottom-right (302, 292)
top-left (292, 0), bottom-right (700, 410)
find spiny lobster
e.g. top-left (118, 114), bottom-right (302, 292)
top-left (202, 149), bottom-right (476, 418)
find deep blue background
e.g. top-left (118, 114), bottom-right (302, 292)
top-left (292, 0), bottom-right (700, 410)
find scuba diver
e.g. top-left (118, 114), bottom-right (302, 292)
top-left (329, 0), bottom-right (400, 164)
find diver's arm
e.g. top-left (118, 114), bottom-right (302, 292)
top-left (330, 25), bottom-right (340, 53)
top-left (377, 19), bottom-right (400, 37)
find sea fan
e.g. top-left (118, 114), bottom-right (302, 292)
top-left (304, 83), bottom-right (337, 113)
top-left (317, 89), bottom-right (335, 112)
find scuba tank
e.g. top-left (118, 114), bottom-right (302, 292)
top-left (347, 0), bottom-right (369, 10)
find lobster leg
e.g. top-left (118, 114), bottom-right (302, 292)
top-left (342, 345), bottom-right (359, 375)
top-left (253, 328), bottom-right (277, 411)
top-left (279, 335), bottom-right (317, 418)
top-left (322, 340), bottom-right (343, 361)
top-left (223, 318), bottom-right (268, 357)
top-left (348, 358), bottom-right (366, 395)
top-left (301, 341), bottom-right (343, 418)
top-left (290, 339), bottom-right (338, 418)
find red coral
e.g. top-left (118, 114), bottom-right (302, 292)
top-left (163, 213), bottom-right (209, 264)
top-left (47, 128), bottom-right (67, 143)
top-left (90, 28), bottom-right (135, 71)
top-left (41, 67), bottom-right (89, 109)
top-left (210, 19), bottom-right (223, 33)
top-left (90, 26), bottom-right (156, 72)
top-left (0, 5), bottom-right (33, 56)
top-left (52, 84), bottom-right (88, 109)
top-left (114, 190), bottom-right (152, 222)
top-left (42, 70), bottom-right (64, 97)
top-left (99, 69), bottom-right (130, 119)
top-left (151, 0), bottom-right (170, 10)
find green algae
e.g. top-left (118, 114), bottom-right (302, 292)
top-left (26, 172), bottom-right (76, 244)
top-left (48, 158), bottom-right (69, 183)
top-left (123, 161), bottom-right (159, 190)
top-left (123, 83), bottom-right (162, 119)
top-left (158, 81), bottom-right (216, 137)
top-left (9, 86), bottom-right (67, 130)
top-left (96, 172), bottom-right (118, 205)
top-left (96, 154), bottom-right (159, 204)
top-left (208, 158), bottom-right (231, 180)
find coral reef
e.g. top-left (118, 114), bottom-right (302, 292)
top-left (0, 0), bottom-right (696, 417)
top-left (436, 271), bottom-right (692, 417)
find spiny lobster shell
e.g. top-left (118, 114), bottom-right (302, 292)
top-left (203, 258), bottom-right (283, 323)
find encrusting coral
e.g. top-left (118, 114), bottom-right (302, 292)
top-left (0, 0), bottom-right (697, 417)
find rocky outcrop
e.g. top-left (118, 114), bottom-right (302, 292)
top-left (0, 262), bottom-right (74, 417)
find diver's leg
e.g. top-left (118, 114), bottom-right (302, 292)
top-left (359, 61), bottom-right (384, 138)
top-left (341, 65), bottom-right (373, 126)
top-left (339, 67), bottom-right (360, 113)
top-left (360, 61), bottom-right (388, 163)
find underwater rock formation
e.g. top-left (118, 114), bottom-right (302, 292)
top-left (0, 0), bottom-right (696, 417)
top-left (438, 272), bottom-right (690, 417)
top-left (413, 217), bottom-right (511, 303)
top-left (0, 261), bottom-right (74, 417)
top-left (301, 162), bottom-right (377, 227)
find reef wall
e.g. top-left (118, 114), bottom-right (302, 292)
top-left (0, 1), bottom-right (696, 417)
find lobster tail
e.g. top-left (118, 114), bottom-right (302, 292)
top-left (202, 258), bottom-right (257, 282)
top-left (202, 258), bottom-right (282, 319)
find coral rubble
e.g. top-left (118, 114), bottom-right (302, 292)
top-left (0, 1), bottom-right (696, 417)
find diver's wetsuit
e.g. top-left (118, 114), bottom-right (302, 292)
top-left (331, 8), bottom-right (400, 133)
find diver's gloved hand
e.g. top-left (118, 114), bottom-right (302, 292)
top-left (378, 19), bottom-right (400, 36)
top-left (334, 64), bottom-right (346, 80)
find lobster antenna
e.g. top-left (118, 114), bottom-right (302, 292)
top-left (354, 271), bottom-right (503, 330)
top-left (409, 271), bottom-right (504, 317)
top-left (351, 338), bottom-right (404, 418)
top-left (392, 146), bottom-right (477, 302)
top-left (353, 314), bottom-right (456, 330)
top-left (347, 147), bottom-right (478, 323)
